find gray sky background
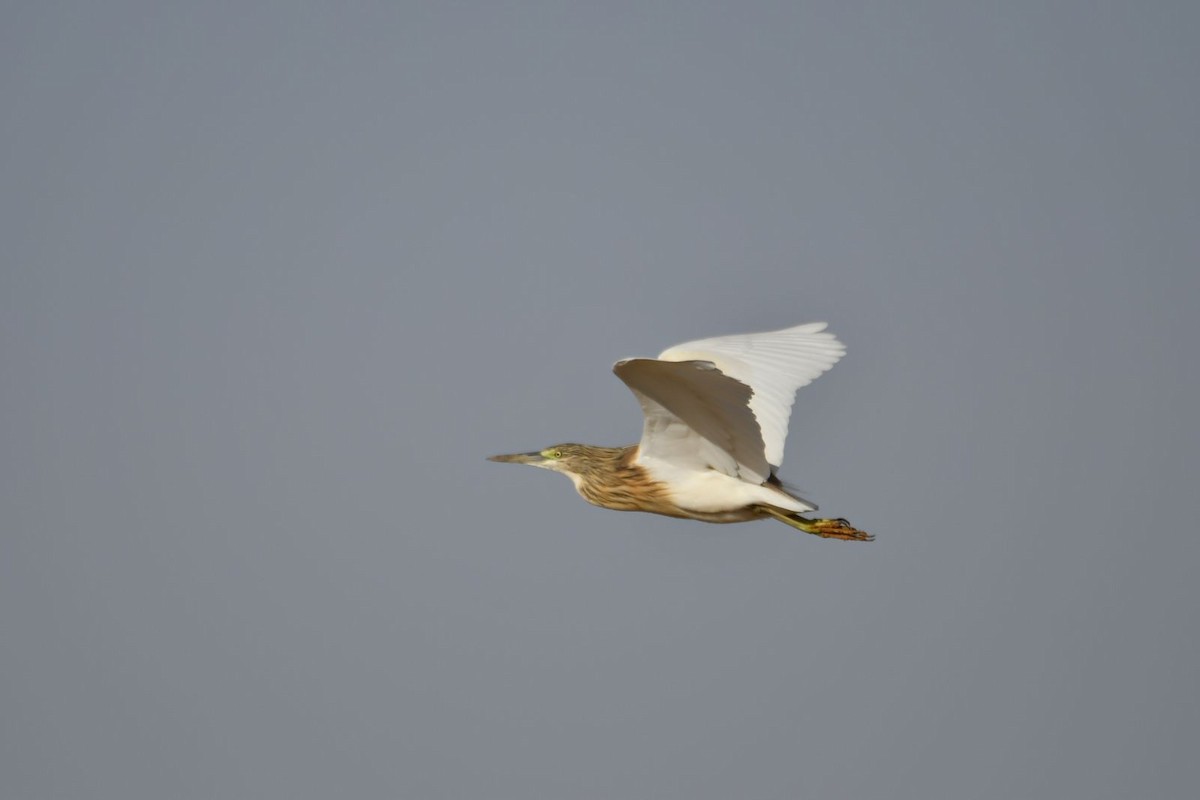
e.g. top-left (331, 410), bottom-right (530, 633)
top-left (3, 2), bottom-right (1198, 798)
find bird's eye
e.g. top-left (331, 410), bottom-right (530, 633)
top-left (552, 449), bottom-right (563, 459)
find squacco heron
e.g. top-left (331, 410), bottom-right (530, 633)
top-left (489, 322), bottom-right (872, 541)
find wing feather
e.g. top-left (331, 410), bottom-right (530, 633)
top-left (612, 359), bottom-right (772, 483)
top-left (651, 322), bottom-right (845, 469)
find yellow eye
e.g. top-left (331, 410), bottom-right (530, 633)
top-left (552, 449), bottom-right (563, 459)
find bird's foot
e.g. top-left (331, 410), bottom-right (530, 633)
top-left (759, 507), bottom-right (874, 542)
top-left (808, 517), bottom-right (874, 542)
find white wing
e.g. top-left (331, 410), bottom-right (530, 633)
top-left (614, 322), bottom-right (845, 479)
top-left (613, 358), bottom-right (772, 483)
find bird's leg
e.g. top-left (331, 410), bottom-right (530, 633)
top-left (759, 507), bottom-right (874, 542)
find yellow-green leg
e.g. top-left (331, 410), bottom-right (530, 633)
top-left (759, 506), bottom-right (874, 542)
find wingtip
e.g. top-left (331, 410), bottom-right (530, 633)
top-left (612, 357), bottom-right (638, 374)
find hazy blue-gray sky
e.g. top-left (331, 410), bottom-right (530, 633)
top-left (3, 2), bottom-right (1198, 798)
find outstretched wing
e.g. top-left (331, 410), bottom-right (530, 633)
top-left (613, 358), bottom-right (772, 483)
top-left (614, 322), bottom-right (845, 478)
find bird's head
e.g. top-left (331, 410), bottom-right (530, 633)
top-left (489, 441), bottom-right (656, 513)
top-left (488, 444), bottom-right (630, 496)
top-left (487, 444), bottom-right (592, 477)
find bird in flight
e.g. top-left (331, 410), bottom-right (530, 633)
top-left (489, 322), bottom-right (872, 541)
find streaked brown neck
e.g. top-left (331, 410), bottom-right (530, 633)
top-left (572, 444), bottom-right (673, 513)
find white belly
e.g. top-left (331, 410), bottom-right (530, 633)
top-left (637, 456), bottom-right (810, 515)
